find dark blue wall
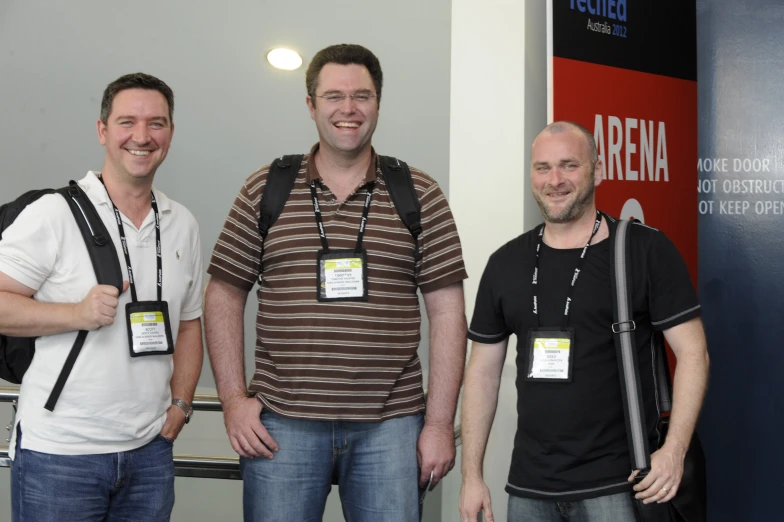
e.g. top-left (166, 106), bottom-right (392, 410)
top-left (697, 1), bottom-right (784, 520)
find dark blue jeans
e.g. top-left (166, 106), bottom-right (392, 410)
top-left (11, 428), bottom-right (175, 522)
top-left (240, 410), bottom-right (424, 522)
top-left (508, 492), bottom-right (637, 522)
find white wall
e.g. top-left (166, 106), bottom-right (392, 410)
top-left (446, 1), bottom-right (546, 521)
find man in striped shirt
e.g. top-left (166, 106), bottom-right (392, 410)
top-left (205, 44), bottom-right (468, 522)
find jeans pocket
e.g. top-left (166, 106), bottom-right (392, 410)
top-left (156, 434), bottom-right (175, 444)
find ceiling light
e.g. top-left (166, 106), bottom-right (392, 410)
top-left (266, 48), bottom-right (303, 71)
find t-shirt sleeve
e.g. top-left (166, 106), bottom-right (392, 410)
top-left (207, 173), bottom-right (265, 292)
top-left (180, 216), bottom-right (204, 321)
top-left (416, 181), bottom-right (468, 293)
top-left (468, 250), bottom-right (510, 345)
top-left (0, 195), bottom-right (61, 291)
top-left (646, 229), bottom-right (701, 331)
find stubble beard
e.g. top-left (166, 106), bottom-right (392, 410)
top-left (535, 182), bottom-right (595, 224)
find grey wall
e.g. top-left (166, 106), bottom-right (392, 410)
top-left (523, 1), bottom-right (547, 231)
top-left (0, 1), bottom-right (451, 520)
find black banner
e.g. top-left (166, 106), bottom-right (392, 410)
top-left (552, 0), bottom-right (696, 80)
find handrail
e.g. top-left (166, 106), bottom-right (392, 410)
top-left (191, 393), bottom-right (223, 412)
top-left (0, 387), bottom-right (226, 408)
top-left (0, 386), bottom-right (240, 479)
top-left (0, 388), bottom-right (19, 403)
top-left (1, 386), bottom-right (459, 481)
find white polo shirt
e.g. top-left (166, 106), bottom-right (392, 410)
top-left (0, 171), bottom-right (204, 458)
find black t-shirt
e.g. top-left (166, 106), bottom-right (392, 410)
top-left (468, 216), bottom-right (701, 501)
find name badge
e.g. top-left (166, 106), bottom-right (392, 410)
top-left (317, 249), bottom-right (368, 302)
top-left (526, 327), bottom-right (575, 382)
top-left (125, 301), bottom-right (175, 357)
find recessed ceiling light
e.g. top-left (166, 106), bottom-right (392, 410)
top-left (266, 48), bottom-right (303, 71)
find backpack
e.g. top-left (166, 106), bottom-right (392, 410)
top-left (257, 155), bottom-right (423, 277)
top-left (0, 181), bottom-right (123, 411)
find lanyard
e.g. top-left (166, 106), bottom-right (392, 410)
top-left (532, 210), bottom-right (602, 328)
top-left (99, 177), bottom-right (162, 303)
top-left (310, 180), bottom-right (374, 254)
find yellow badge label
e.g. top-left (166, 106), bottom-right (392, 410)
top-left (130, 311), bottom-right (164, 324)
top-left (534, 338), bottom-right (571, 350)
top-left (324, 258), bottom-right (363, 270)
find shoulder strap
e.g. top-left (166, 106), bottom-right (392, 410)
top-left (259, 155), bottom-right (303, 242)
top-left (378, 156), bottom-right (423, 266)
top-left (609, 217), bottom-right (652, 480)
top-left (56, 182), bottom-right (123, 292)
top-left (44, 181), bottom-right (123, 411)
top-left (257, 155), bottom-right (302, 280)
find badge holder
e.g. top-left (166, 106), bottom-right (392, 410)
top-left (525, 327), bottom-right (575, 382)
top-left (316, 249), bottom-right (368, 302)
top-left (126, 301), bottom-right (175, 357)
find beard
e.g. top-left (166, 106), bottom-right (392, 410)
top-left (534, 181), bottom-right (595, 224)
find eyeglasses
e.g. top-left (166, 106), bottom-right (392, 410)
top-left (315, 92), bottom-right (376, 104)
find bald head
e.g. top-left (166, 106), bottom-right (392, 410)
top-left (534, 121), bottom-right (598, 165)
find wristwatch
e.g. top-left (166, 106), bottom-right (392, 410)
top-left (172, 398), bottom-right (193, 424)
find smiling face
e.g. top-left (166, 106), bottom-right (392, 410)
top-left (306, 63), bottom-right (379, 158)
top-left (530, 126), bottom-right (602, 224)
top-left (97, 88), bottom-right (173, 185)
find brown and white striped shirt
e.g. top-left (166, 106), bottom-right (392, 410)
top-left (208, 146), bottom-right (467, 421)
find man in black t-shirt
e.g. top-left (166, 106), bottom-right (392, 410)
top-left (458, 122), bottom-right (709, 522)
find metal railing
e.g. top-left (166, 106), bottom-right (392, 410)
top-left (1, 387), bottom-right (459, 481)
top-left (1, 388), bottom-right (241, 479)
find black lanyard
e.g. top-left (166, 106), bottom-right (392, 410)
top-left (310, 180), bottom-right (374, 254)
top-left (99, 177), bottom-right (162, 303)
top-left (533, 210), bottom-right (602, 328)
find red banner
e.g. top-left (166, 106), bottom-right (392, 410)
top-left (552, 57), bottom-right (698, 284)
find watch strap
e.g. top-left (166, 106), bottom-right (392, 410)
top-left (172, 398), bottom-right (192, 423)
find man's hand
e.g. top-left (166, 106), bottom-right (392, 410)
top-left (629, 441), bottom-right (687, 504)
top-left (417, 422), bottom-right (456, 490)
top-left (73, 281), bottom-right (129, 330)
top-left (160, 403), bottom-right (187, 441)
top-left (459, 476), bottom-right (494, 522)
top-left (223, 396), bottom-right (279, 459)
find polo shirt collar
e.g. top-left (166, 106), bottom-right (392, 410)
top-left (305, 143), bottom-right (379, 185)
top-left (82, 171), bottom-right (172, 213)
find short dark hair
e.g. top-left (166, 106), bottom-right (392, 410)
top-left (100, 73), bottom-right (174, 124)
top-left (306, 44), bottom-right (383, 106)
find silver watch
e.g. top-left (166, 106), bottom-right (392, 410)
top-left (172, 398), bottom-right (193, 424)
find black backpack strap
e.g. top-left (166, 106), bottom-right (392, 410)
top-left (44, 182), bottom-right (123, 411)
top-left (44, 330), bottom-right (88, 412)
top-left (57, 182), bottom-right (123, 292)
top-left (609, 217), bottom-right (653, 481)
top-left (378, 156), bottom-right (423, 269)
top-left (257, 155), bottom-right (302, 282)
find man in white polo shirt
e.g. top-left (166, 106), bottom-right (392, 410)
top-left (0, 73), bottom-right (204, 522)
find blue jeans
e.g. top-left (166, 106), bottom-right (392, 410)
top-left (508, 492), bottom-right (636, 522)
top-left (241, 410), bottom-right (424, 522)
top-left (11, 428), bottom-right (175, 522)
